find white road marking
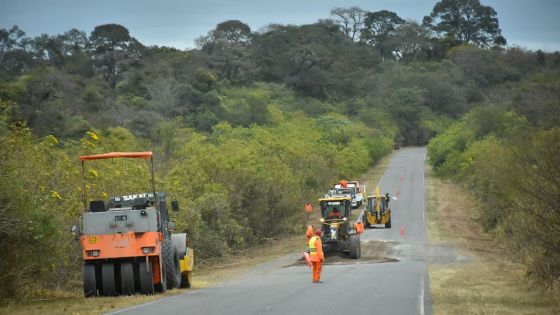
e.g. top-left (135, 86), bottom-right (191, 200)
top-left (420, 150), bottom-right (427, 315)
top-left (419, 275), bottom-right (425, 315)
top-left (376, 173), bottom-right (384, 187)
top-left (421, 152), bottom-right (426, 242)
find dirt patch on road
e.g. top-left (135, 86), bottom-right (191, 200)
top-left (286, 240), bottom-right (398, 267)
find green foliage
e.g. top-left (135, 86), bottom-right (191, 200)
top-left (0, 3), bottom-right (557, 294)
top-left (0, 102), bottom-right (392, 297)
top-left (361, 10), bottom-right (405, 58)
top-left (0, 122), bottom-right (156, 299)
top-left (0, 126), bottom-right (80, 299)
top-left (330, 7), bottom-right (366, 41)
top-left (428, 104), bottom-right (560, 287)
top-left (428, 107), bottom-right (527, 174)
top-left (511, 73), bottom-right (560, 128)
top-left (90, 24), bottom-right (144, 88)
top-left (252, 22), bottom-right (380, 99)
top-left (423, 0), bottom-right (506, 48)
top-left (502, 129), bottom-right (560, 287)
top-left (449, 45), bottom-right (521, 87)
top-left (164, 113), bottom-right (390, 259)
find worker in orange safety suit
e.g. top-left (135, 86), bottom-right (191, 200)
top-left (339, 179), bottom-right (348, 188)
top-left (308, 229), bottom-right (324, 283)
top-left (328, 207), bottom-right (343, 219)
top-left (306, 225), bottom-right (314, 243)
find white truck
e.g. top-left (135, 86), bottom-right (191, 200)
top-left (326, 180), bottom-right (365, 208)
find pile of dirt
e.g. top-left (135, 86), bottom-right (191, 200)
top-left (286, 240), bottom-right (398, 267)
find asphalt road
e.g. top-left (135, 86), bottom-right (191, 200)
top-left (109, 147), bottom-right (431, 315)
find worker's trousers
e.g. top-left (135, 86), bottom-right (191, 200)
top-left (312, 261), bottom-right (322, 282)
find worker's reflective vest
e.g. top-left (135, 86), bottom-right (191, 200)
top-left (308, 235), bottom-right (319, 258)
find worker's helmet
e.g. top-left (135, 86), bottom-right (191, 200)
top-left (315, 229), bottom-right (322, 236)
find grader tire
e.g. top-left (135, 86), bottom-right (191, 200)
top-left (363, 214), bottom-right (369, 229)
top-left (83, 263), bottom-right (97, 297)
top-left (101, 263), bottom-right (117, 296)
top-left (120, 262), bottom-right (135, 295)
top-left (180, 271), bottom-right (192, 289)
top-left (139, 260), bottom-right (154, 295)
top-left (349, 235), bottom-right (360, 259)
top-left (385, 216), bottom-right (392, 228)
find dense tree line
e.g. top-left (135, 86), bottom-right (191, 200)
top-left (1, 0), bottom-right (559, 299)
top-left (0, 103), bottom-right (392, 298)
top-left (428, 72), bottom-right (560, 288)
top-left (1, 0), bottom-right (540, 145)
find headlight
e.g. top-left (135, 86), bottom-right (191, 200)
top-left (320, 218), bottom-right (324, 223)
top-left (86, 250), bottom-right (100, 257)
top-left (142, 246), bottom-right (155, 254)
top-left (343, 217), bottom-right (347, 221)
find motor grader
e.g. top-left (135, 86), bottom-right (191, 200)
top-left (363, 186), bottom-right (392, 228)
top-left (318, 196), bottom-right (361, 259)
top-left (73, 152), bottom-right (194, 296)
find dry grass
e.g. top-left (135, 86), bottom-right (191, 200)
top-left (0, 293), bottom-right (163, 315)
top-left (425, 165), bottom-right (560, 315)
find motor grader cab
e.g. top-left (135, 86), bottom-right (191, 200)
top-left (74, 152), bottom-right (194, 297)
top-left (318, 196), bottom-right (361, 259)
top-left (363, 186), bottom-right (392, 228)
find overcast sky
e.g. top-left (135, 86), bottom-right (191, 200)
top-left (1, 0), bottom-right (559, 51)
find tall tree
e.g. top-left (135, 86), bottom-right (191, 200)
top-left (330, 7), bottom-right (366, 41)
top-left (0, 26), bottom-right (34, 75)
top-left (196, 20), bottom-right (252, 51)
top-left (361, 10), bottom-right (405, 47)
top-left (90, 24), bottom-right (143, 88)
top-left (253, 22), bottom-right (378, 99)
top-left (58, 29), bottom-right (93, 76)
top-left (386, 21), bottom-right (429, 62)
top-left (195, 20), bottom-right (254, 83)
top-left (31, 34), bottom-right (65, 67)
top-left (0, 26), bottom-right (26, 62)
top-left (215, 20), bottom-right (252, 46)
top-left (60, 28), bottom-right (88, 56)
top-left (423, 0), bottom-right (506, 48)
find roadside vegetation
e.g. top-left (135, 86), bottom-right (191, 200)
top-left (425, 166), bottom-right (560, 314)
top-left (1, 0), bottom-right (559, 306)
top-left (427, 76), bottom-right (560, 288)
